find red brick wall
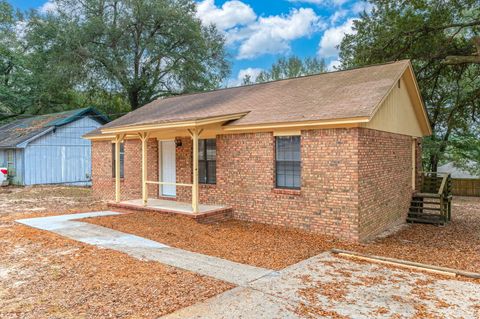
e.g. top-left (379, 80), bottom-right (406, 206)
top-left (176, 130), bottom-right (360, 241)
top-left (92, 139), bottom-right (158, 201)
top-left (91, 128), bottom-right (417, 242)
top-left (357, 129), bottom-right (414, 240)
top-left (415, 138), bottom-right (423, 191)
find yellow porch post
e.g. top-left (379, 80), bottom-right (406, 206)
top-left (191, 128), bottom-right (200, 213)
top-left (139, 132), bottom-right (150, 206)
top-left (114, 134), bottom-right (125, 203)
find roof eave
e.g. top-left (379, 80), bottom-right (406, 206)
top-left (405, 62), bottom-right (432, 136)
top-left (9, 127), bottom-right (55, 149)
top-left (100, 112), bottom-right (250, 135)
top-left (222, 117), bottom-right (370, 131)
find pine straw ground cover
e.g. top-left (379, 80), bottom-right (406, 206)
top-left (0, 186), bottom-right (232, 319)
top-left (85, 196), bottom-right (480, 272)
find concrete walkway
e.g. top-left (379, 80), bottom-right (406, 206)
top-left (16, 212), bottom-right (273, 286)
top-left (163, 252), bottom-right (480, 318)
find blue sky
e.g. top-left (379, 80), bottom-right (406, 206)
top-left (9, 0), bottom-right (371, 86)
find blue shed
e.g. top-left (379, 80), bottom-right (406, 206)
top-left (0, 108), bottom-right (109, 186)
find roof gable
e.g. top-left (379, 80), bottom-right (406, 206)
top-left (364, 73), bottom-right (429, 137)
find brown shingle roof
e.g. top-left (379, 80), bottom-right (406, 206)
top-left (100, 60), bottom-right (410, 132)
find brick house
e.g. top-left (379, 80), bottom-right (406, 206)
top-left (85, 60), bottom-right (431, 242)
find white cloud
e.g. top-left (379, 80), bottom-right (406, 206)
top-left (230, 67), bottom-right (264, 86)
top-left (318, 18), bottom-right (355, 57)
top-left (327, 59), bottom-right (341, 70)
top-left (288, 0), bottom-right (326, 4)
top-left (288, 0), bottom-right (348, 6)
top-left (236, 8), bottom-right (322, 59)
top-left (39, 0), bottom-right (57, 14)
top-left (352, 1), bottom-right (375, 14)
top-left (329, 9), bottom-right (348, 25)
top-left (196, 1), bottom-right (324, 60)
top-left (14, 21), bottom-right (27, 39)
top-left (332, 0), bottom-right (349, 5)
top-left (196, 0), bottom-right (256, 31)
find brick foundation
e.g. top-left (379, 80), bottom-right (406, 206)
top-left (92, 128), bottom-right (417, 242)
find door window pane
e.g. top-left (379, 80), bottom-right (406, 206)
top-left (112, 143), bottom-right (125, 178)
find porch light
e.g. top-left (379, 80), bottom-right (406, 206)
top-left (175, 138), bottom-right (182, 147)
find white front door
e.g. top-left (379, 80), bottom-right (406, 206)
top-left (160, 140), bottom-right (176, 197)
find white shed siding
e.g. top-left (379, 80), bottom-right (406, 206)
top-left (24, 116), bottom-right (102, 186)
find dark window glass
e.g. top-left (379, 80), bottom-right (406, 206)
top-left (276, 136), bottom-right (301, 189)
top-left (198, 139), bottom-right (216, 184)
top-left (112, 143), bottom-right (125, 178)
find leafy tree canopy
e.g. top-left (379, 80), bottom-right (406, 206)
top-left (0, 2), bottom-right (75, 121)
top-left (33, 0), bottom-right (229, 110)
top-left (339, 0), bottom-right (480, 172)
top-left (243, 56), bottom-right (327, 85)
top-left (0, 0), bottom-right (229, 124)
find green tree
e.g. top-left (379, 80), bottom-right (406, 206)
top-left (0, 1), bottom-right (85, 122)
top-left (246, 56), bottom-right (327, 83)
top-left (35, 0), bottom-right (229, 111)
top-left (339, 0), bottom-right (480, 172)
top-left (0, 1), bottom-right (29, 121)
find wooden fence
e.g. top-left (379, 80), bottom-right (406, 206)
top-left (451, 178), bottom-right (480, 197)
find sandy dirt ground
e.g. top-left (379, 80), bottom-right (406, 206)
top-left (0, 186), bottom-right (232, 319)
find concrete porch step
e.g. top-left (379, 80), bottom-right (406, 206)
top-left (108, 199), bottom-right (233, 224)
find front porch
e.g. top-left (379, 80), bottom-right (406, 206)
top-left (103, 113), bottom-right (247, 218)
top-left (108, 199), bottom-right (233, 223)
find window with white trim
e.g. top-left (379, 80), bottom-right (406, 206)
top-left (198, 139), bottom-right (216, 184)
top-left (275, 136), bottom-right (301, 189)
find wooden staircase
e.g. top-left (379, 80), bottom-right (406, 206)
top-left (407, 172), bottom-right (452, 225)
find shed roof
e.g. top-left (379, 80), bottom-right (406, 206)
top-left (438, 162), bottom-right (479, 179)
top-left (0, 107), bottom-right (109, 148)
top-left (96, 60), bottom-right (429, 136)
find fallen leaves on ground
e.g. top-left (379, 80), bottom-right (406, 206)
top-left (0, 186), bottom-right (232, 318)
top-left (85, 211), bottom-right (346, 270)
top-left (353, 196), bottom-right (480, 273)
top-left (85, 196), bottom-right (480, 273)
top-left (1, 186), bottom-right (479, 318)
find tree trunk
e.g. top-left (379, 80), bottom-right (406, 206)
top-left (442, 36), bottom-right (480, 65)
top-left (430, 154), bottom-right (438, 173)
top-left (128, 89), bottom-right (140, 110)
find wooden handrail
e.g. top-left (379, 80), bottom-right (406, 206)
top-left (438, 174), bottom-right (448, 195)
top-left (146, 181), bottom-right (193, 187)
top-left (418, 172), bottom-right (450, 195)
top-left (419, 171), bottom-right (450, 177)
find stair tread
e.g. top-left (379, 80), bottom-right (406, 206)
top-left (411, 200), bottom-right (441, 204)
top-left (414, 192), bottom-right (441, 198)
top-left (409, 206), bottom-right (442, 211)
top-left (407, 218), bottom-right (445, 225)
